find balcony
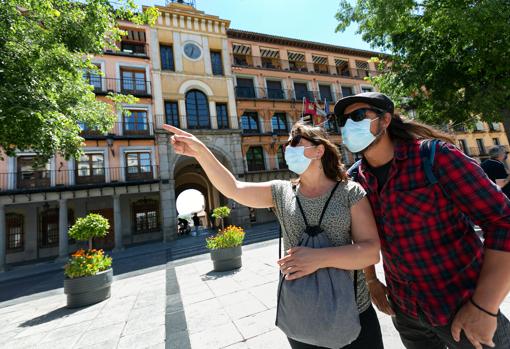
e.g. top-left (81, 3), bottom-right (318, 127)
top-left (0, 166), bottom-right (160, 194)
top-left (104, 43), bottom-right (148, 58)
top-left (86, 77), bottom-right (152, 97)
top-left (230, 54), bottom-right (379, 79)
top-left (79, 122), bottom-right (155, 139)
top-left (468, 147), bottom-right (489, 157)
top-left (234, 87), bottom-right (342, 102)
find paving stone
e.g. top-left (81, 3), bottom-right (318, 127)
top-left (40, 320), bottom-right (93, 342)
top-left (244, 329), bottom-right (290, 349)
top-left (123, 312), bottom-right (165, 336)
top-left (233, 309), bottom-right (277, 339)
top-left (74, 322), bottom-right (125, 347)
top-left (35, 334), bottom-right (81, 349)
top-left (166, 329), bottom-right (191, 349)
top-left (188, 322), bottom-right (243, 349)
top-left (117, 325), bottom-right (165, 349)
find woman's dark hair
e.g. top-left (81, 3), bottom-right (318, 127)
top-left (289, 122), bottom-right (348, 182)
top-left (386, 113), bottom-right (455, 144)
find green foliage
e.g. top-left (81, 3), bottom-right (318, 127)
top-left (211, 206), bottom-right (231, 220)
top-left (68, 213), bottom-right (110, 241)
top-left (64, 248), bottom-right (112, 278)
top-left (0, 0), bottom-right (158, 164)
top-left (206, 225), bottom-right (245, 250)
top-left (336, 0), bottom-right (510, 125)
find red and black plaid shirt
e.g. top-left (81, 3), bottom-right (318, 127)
top-left (356, 140), bottom-right (510, 326)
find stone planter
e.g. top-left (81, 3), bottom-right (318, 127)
top-left (210, 246), bottom-right (242, 272)
top-left (64, 268), bottom-right (113, 308)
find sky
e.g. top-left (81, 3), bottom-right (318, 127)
top-left (134, 0), bottom-right (375, 52)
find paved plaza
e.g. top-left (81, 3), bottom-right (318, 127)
top-left (1, 226), bottom-right (509, 349)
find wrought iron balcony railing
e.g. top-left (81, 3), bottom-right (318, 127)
top-left (79, 122), bottom-right (155, 138)
top-left (0, 166), bottom-right (160, 193)
top-left (231, 55), bottom-right (380, 79)
top-left (85, 77), bottom-right (152, 97)
top-left (234, 86), bottom-right (346, 102)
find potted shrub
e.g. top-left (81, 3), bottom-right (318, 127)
top-left (211, 206), bottom-right (231, 230)
top-left (206, 225), bottom-right (245, 272)
top-left (64, 213), bottom-right (113, 308)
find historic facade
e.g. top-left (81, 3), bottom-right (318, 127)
top-left (0, 0), bottom-right (508, 268)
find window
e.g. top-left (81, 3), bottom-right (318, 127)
top-left (272, 113), bottom-right (288, 135)
top-left (246, 147), bottom-right (265, 171)
top-left (312, 55), bottom-right (329, 74)
top-left (277, 145), bottom-right (288, 170)
top-left (233, 54), bottom-right (249, 66)
top-left (319, 85), bottom-right (333, 102)
top-left (83, 64), bottom-right (102, 91)
top-left (493, 138), bottom-right (501, 146)
top-left (335, 59), bottom-right (350, 76)
top-left (355, 61), bottom-right (370, 78)
top-left (160, 45), bottom-right (175, 71)
top-left (267, 80), bottom-right (284, 99)
top-left (165, 101), bottom-right (179, 127)
top-left (126, 152), bottom-right (152, 180)
top-left (490, 122), bottom-right (501, 131)
top-left (241, 112), bottom-right (259, 134)
top-left (186, 90), bottom-right (210, 129)
top-left (361, 86), bottom-right (374, 93)
top-left (475, 121), bottom-right (486, 132)
top-left (236, 78), bottom-right (256, 98)
top-left (39, 208), bottom-right (59, 248)
top-left (325, 117), bottom-right (339, 134)
top-left (6, 213), bottom-right (24, 251)
top-left (458, 139), bottom-right (468, 154)
top-left (17, 156), bottom-right (50, 189)
top-left (341, 86), bottom-right (354, 97)
top-left (288, 51), bottom-right (306, 72)
top-left (210, 51), bottom-right (223, 75)
top-left (476, 138), bottom-right (486, 155)
top-left (124, 110), bottom-right (149, 135)
top-left (120, 29), bottom-right (146, 55)
top-left (294, 82), bottom-right (310, 100)
top-left (120, 68), bottom-right (147, 95)
top-left (76, 153), bottom-right (105, 184)
top-left (133, 199), bottom-right (160, 234)
top-left (216, 103), bottom-right (229, 129)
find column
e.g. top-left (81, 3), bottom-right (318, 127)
top-left (58, 199), bottom-right (68, 259)
top-left (0, 205), bottom-right (5, 271)
top-left (209, 101), bottom-right (218, 129)
top-left (113, 195), bottom-right (123, 250)
top-left (160, 179), bottom-right (177, 242)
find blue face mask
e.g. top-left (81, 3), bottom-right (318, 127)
top-left (341, 118), bottom-right (379, 153)
top-left (284, 146), bottom-right (313, 175)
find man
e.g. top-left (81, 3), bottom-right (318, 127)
top-left (481, 145), bottom-right (510, 198)
top-left (192, 212), bottom-right (200, 236)
top-left (334, 92), bottom-right (510, 349)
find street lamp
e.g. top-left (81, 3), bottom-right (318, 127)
top-left (105, 134), bottom-right (115, 157)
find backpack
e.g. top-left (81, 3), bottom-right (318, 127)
top-left (275, 182), bottom-right (361, 348)
top-left (348, 139), bottom-right (441, 187)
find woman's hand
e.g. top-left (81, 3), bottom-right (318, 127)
top-left (367, 279), bottom-right (395, 316)
top-left (277, 247), bottom-right (322, 280)
top-left (163, 124), bottom-right (204, 158)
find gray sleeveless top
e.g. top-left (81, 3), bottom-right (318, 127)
top-left (271, 179), bottom-right (371, 313)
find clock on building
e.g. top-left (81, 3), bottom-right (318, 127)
top-left (183, 42), bottom-right (202, 60)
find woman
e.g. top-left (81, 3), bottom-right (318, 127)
top-left (163, 122), bottom-right (383, 349)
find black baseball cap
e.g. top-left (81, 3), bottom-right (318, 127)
top-left (334, 92), bottom-right (394, 117)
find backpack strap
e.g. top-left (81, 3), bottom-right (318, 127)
top-left (347, 159), bottom-right (362, 182)
top-left (293, 181), bottom-right (341, 229)
top-left (420, 139), bottom-right (439, 185)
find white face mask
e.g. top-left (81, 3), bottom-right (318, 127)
top-left (284, 146), bottom-right (314, 174)
top-left (341, 118), bottom-right (379, 153)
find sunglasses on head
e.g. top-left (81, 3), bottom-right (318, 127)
top-left (282, 134), bottom-right (319, 152)
top-left (338, 107), bottom-right (387, 127)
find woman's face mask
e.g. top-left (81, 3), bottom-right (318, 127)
top-left (284, 145), bottom-right (315, 174)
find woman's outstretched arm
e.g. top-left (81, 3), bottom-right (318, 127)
top-left (164, 124), bottom-right (274, 209)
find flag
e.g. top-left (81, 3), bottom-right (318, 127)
top-left (304, 98), bottom-right (317, 116)
top-left (313, 100), bottom-right (327, 126)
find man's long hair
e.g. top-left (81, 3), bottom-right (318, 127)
top-left (387, 113), bottom-right (455, 144)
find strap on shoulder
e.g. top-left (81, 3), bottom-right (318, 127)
top-left (347, 159), bottom-right (362, 182)
top-left (420, 139), bottom-right (439, 185)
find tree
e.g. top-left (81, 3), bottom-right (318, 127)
top-left (212, 206), bottom-right (231, 230)
top-left (336, 0), bottom-right (510, 126)
top-left (0, 0), bottom-right (158, 164)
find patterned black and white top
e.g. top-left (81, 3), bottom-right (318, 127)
top-left (271, 179), bottom-right (372, 313)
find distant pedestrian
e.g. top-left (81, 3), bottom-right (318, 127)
top-left (164, 122), bottom-right (383, 348)
top-left (192, 213), bottom-right (200, 235)
top-left (481, 145), bottom-right (510, 198)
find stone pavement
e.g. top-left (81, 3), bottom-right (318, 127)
top-left (1, 233), bottom-right (509, 348)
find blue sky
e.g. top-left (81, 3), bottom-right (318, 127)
top-left (134, 0), bottom-right (375, 51)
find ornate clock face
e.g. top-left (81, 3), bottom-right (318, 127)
top-left (183, 42), bottom-right (201, 60)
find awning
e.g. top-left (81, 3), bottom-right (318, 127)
top-left (312, 55), bottom-right (328, 65)
top-left (287, 51), bottom-right (305, 62)
top-left (334, 58), bottom-right (348, 66)
top-left (233, 43), bottom-right (251, 55)
top-left (260, 47), bottom-right (280, 58)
